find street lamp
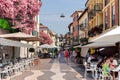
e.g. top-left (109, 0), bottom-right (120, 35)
top-left (60, 13), bottom-right (65, 18)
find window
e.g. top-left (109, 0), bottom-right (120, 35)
top-left (94, 3), bottom-right (102, 11)
top-left (76, 15), bottom-right (79, 20)
top-left (71, 27), bottom-right (73, 32)
top-left (73, 17), bottom-right (75, 21)
top-left (85, 19), bottom-right (88, 27)
top-left (112, 5), bottom-right (115, 26)
top-left (105, 11), bottom-right (108, 29)
top-left (73, 27), bottom-right (75, 32)
top-left (76, 25), bottom-right (79, 31)
top-left (105, 0), bottom-right (108, 6)
top-left (73, 15), bottom-right (79, 21)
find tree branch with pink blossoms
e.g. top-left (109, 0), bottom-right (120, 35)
top-left (0, 0), bottom-right (42, 33)
top-left (40, 31), bottom-right (53, 45)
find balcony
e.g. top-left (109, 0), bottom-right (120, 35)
top-left (88, 24), bottom-right (103, 37)
top-left (79, 23), bottom-right (87, 31)
top-left (88, 10), bottom-right (95, 20)
top-left (80, 37), bottom-right (89, 45)
top-left (94, 3), bottom-right (103, 12)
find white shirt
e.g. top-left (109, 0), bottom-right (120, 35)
top-left (72, 51), bottom-right (76, 57)
top-left (113, 59), bottom-right (118, 66)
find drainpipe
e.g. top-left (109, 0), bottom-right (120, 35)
top-left (118, 0), bottom-right (120, 26)
top-left (78, 22), bottom-right (80, 45)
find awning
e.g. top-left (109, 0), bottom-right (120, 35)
top-left (39, 44), bottom-right (52, 48)
top-left (81, 47), bottom-right (89, 57)
top-left (92, 26), bottom-right (120, 42)
top-left (74, 45), bottom-right (81, 48)
top-left (0, 38), bottom-right (32, 48)
top-left (0, 32), bottom-right (40, 41)
top-left (81, 27), bottom-right (120, 57)
top-left (80, 42), bottom-right (116, 57)
top-left (81, 41), bottom-right (116, 48)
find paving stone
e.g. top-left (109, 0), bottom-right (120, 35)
top-left (10, 71), bottom-right (33, 80)
top-left (37, 71), bottom-right (55, 80)
top-left (2, 58), bottom-right (93, 80)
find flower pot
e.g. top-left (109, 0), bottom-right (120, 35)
top-left (34, 59), bottom-right (39, 65)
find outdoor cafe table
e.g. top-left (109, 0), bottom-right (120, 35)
top-left (111, 66), bottom-right (120, 80)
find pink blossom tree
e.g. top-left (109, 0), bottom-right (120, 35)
top-left (0, 0), bottom-right (42, 33)
top-left (40, 31), bottom-right (53, 45)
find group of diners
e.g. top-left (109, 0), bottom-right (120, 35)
top-left (86, 51), bottom-right (119, 80)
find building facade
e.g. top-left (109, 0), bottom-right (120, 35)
top-left (68, 0), bottom-right (120, 47)
top-left (68, 23), bottom-right (73, 46)
top-left (85, 0), bottom-right (119, 42)
top-left (86, 0), bottom-right (104, 41)
top-left (78, 8), bottom-right (89, 45)
top-left (71, 10), bottom-right (83, 45)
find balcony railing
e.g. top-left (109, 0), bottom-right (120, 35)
top-left (88, 24), bottom-right (103, 37)
top-left (79, 23), bottom-right (87, 31)
top-left (94, 3), bottom-right (103, 12)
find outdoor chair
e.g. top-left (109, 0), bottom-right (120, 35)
top-left (29, 59), bottom-right (34, 67)
top-left (0, 66), bottom-right (9, 78)
top-left (97, 68), bottom-right (113, 80)
top-left (0, 65), bottom-right (13, 79)
top-left (8, 64), bottom-right (14, 76)
top-left (84, 62), bottom-right (95, 78)
top-left (24, 60), bottom-right (30, 69)
top-left (13, 63), bottom-right (21, 73)
top-left (19, 62), bottom-right (24, 71)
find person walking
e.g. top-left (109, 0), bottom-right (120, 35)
top-left (64, 49), bottom-right (69, 64)
top-left (72, 50), bottom-right (77, 63)
top-left (58, 50), bottom-right (62, 61)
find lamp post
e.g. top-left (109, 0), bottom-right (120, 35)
top-left (60, 13), bottom-right (65, 18)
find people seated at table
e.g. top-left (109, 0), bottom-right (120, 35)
top-left (87, 54), bottom-right (93, 64)
top-left (97, 56), bottom-right (118, 80)
top-left (109, 57), bottom-right (118, 69)
top-left (87, 53), bottom-right (99, 64)
top-left (109, 56), bottom-right (118, 80)
top-left (97, 58), bottom-right (105, 68)
top-left (102, 58), bottom-right (111, 79)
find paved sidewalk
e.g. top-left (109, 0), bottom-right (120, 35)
top-left (2, 58), bottom-right (93, 80)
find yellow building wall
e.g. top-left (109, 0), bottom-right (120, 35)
top-left (88, 0), bottom-right (103, 30)
top-left (78, 12), bottom-right (88, 38)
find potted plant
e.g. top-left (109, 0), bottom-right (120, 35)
top-left (29, 48), bottom-right (35, 58)
top-left (29, 48), bottom-right (35, 52)
top-left (80, 37), bottom-right (89, 45)
top-left (29, 48), bottom-right (39, 65)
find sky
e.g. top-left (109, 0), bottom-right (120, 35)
top-left (40, 0), bottom-right (87, 35)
